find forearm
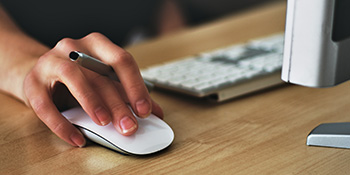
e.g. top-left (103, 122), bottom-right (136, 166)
top-left (0, 5), bottom-right (49, 103)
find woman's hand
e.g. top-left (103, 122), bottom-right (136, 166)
top-left (23, 32), bottom-right (163, 147)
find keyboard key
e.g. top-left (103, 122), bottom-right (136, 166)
top-left (141, 34), bottom-right (284, 100)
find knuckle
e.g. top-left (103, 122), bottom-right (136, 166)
top-left (30, 97), bottom-right (47, 115)
top-left (110, 102), bottom-right (128, 116)
top-left (128, 82), bottom-right (145, 92)
top-left (87, 32), bottom-right (104, 38)
top-left (92, 77), bottom-right (110, 89)
top-left (112, 51), bottom-right (134, 66)
top-left (30, 96), bottom-right (69, 137)
top-left (54, 37), bottom-right (76, 51)
top-left (51, 121), bottom-right (66, 135)
top-left (36, 54), bottom-right (53, 71)
top-left (79, 92), bottom-right (94, 102)
top-left (82, 32), bottom-right (105, 41)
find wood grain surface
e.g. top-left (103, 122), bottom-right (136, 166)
top-left (1, 1), bottom-right (350, 174)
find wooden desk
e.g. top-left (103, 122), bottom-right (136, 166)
top-left (1, 1), bottom-right (350, 174)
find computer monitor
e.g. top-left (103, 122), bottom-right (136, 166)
top-left (282, 0), bottom-right (350, 87)
top-left (281, 0), bottom-right (350, 149)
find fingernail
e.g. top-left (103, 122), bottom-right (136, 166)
top-left (136, 99), bottom-right (151, 117)
top-left (120, 116), bottom-right (137, 134)
top-left (95, 107), bottom-right (110, 126)
top-left (70, 132), bottom-right (86, 148)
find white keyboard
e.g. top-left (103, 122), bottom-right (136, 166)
top-left (141, 34), bottom-right (285, 101)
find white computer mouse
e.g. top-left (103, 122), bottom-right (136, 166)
top-left (61, 107), bottom-right (174, 155)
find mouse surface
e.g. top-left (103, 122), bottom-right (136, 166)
top-left (61, 107), bottom-right (174, 155)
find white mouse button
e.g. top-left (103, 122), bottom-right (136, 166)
top-left (62, 107), bottom-right (174, 155)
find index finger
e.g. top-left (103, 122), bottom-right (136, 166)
top-left (78, 33), bottom-right (152, 118)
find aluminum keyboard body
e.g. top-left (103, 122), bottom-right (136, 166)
top-left (141, 34), bottom-right (285, 101)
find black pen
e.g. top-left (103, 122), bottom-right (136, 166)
top-left (69, 51), bottom-right (154, 92)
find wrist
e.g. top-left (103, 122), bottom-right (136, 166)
top-left (0, 55), bottom-right (38, 103)
top-left (0, 39), bottom-right (49, 104)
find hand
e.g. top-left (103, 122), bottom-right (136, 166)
top-left (23, 32), bottom-right (163, 147)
